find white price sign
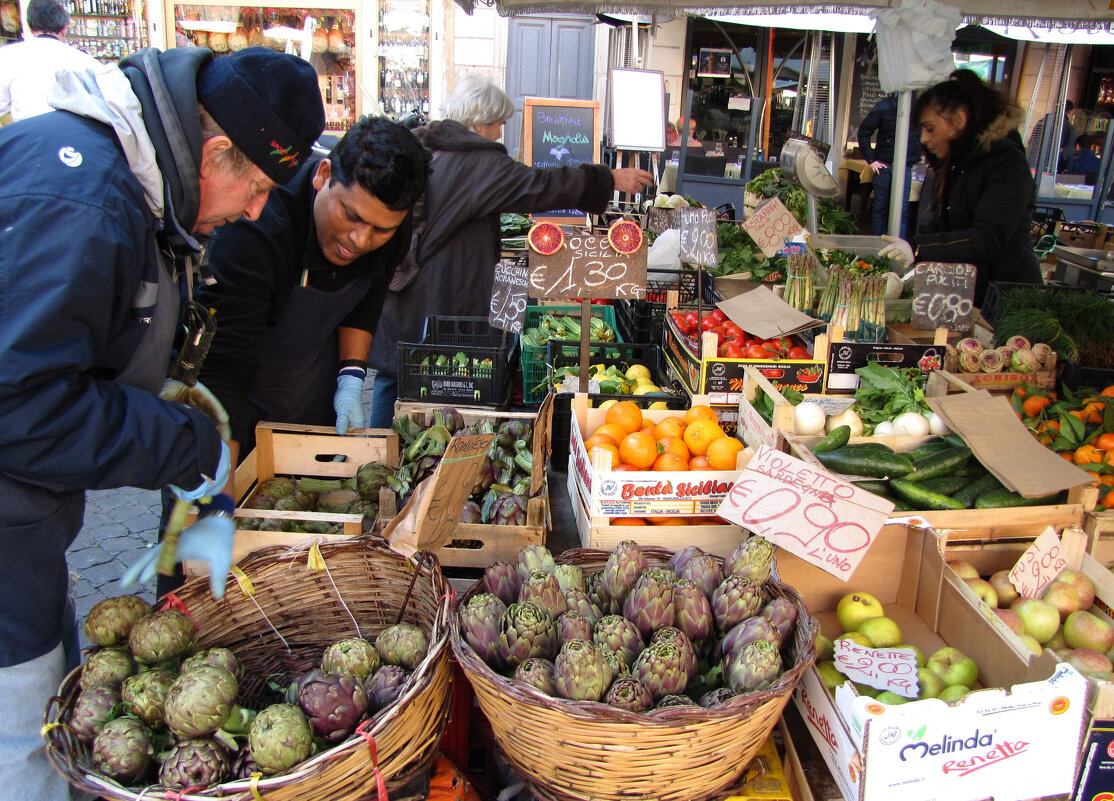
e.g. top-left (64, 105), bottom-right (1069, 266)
top-left (742, 198), bottom-right (804, 258)
top-left (715, 446), bottom-right (894, 580)
top-left (1009, 526), bottom-right (1069, 599)
top-left (834, 639), bottom-right (921, 698)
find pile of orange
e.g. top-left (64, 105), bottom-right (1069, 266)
top-left (583, 400), bottom-right (744, 473)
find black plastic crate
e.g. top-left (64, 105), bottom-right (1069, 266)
top-left (1060, 360), bottom-right (1114, 392)
top-left (397, 316), bottom-right (519, 408)
top-left (545, 341), bottom-right (686, 466)
top-left (979, 281), bottom-right (1086, 328)
top-left (615, 269), bottom-right (718, 346)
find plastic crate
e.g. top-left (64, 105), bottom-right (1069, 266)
top-left (545, 341), bottom-right (685, 466)
top-left (397, 316), bottom-right (519, 408)
top-left (521, 304), bottom-right (621, 404)
top-left (614, 269), bottom-right (717, 345)
top-left (1061, 360), bottom-right (1114, 391)
top-left (980, 281), bottom-right (1087, 328)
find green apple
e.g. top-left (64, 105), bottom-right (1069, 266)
top-left (815, 633), bottom-right (835, 663)
top-left (947, 561), bottom-right (979, 580)
top-left (964, 578), bottom-right (998, 608)
top-left (938, 684), bottom-right (970, 703)
top-left (857, 616), bottom-right (902, 648)
top-left (836, 591), bottom-right (885, 633)
top-left (916, 667), bottom-right (945, 699)
top-left (1016, 633), bottom-right (1043, 655)
top-left (898, 644), bottom-right (925, 667)
top-left (852, 682), bottom-right (880, 698)
top-left (875, 690), bottom-right (911, 705)
top-left (1012, 598), bottom-right (1062, 644)
top-left (927, 646), bottom-right (979, 688)
top-left (836, 631), bottom-right (874, 648)
top-left (817, 660), bottom-right (846, 691)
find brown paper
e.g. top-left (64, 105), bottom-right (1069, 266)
top-left (385, 433), bottom-right (494, 558)
top-left (715, 283), bottom-right (824, 340)
top-left (926, 392), bottom-right (1092, 496)
top-left (533, 395), bottom-right (553, 496)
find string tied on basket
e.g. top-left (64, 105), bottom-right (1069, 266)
top-left (232, 565), bottom-right (292, 654)
top-left (159, 593), bottom-right (197, 629)
top-left (312, 541), bottom-right (362, 637)
top-left (249, 771), bottom-right (265, 801)
top-left (166, 786), bottom-right (204, 801)
top-left (39, 721), bottom-right (62, 738)
top-left (355, 720), bottom-right (389, 801)
top-left (397, 551), bottom-right (434, 625)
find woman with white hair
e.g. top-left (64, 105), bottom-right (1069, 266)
top-left (367, 74), bottom-right (653, 425)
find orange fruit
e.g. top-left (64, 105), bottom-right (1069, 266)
top-left (683, 419), bottom-right (726, 456)
top-left (587, 441), bottom-right (620, 468)
top-left (1036, 420), bottom-right (1060, 434)
top-left (1022, 395), bottom-right (1051, 418)
top-left (654, 417), bottom-right (687, 440)
top-left (646, 516), bottom-right (688, 526)
top-left (1096, 433), bottom-right (1114, 452)
top-left (653, 451), bottom-right (689, 471)
top-left (684, 405), bottom-right (718, 426)
top-left (706, 436), bottom-right (745, 470)
top-left (1061, 452), bottom-right (1075, 463)
top-left (606, 401), bottom-right (644, 435)
top-left (1074, 444), bottom-right (1103, 466)
top-left (1084, 402), bottom-right (1106, 424)
top-left (584, 433), bottom-right (619, 451)
top-left (594, 423), bottom-right (629, 445)
top-left (619, 431), bottom-right (658, 469)
top-left (611, 517), bottom-right (648, 525)
top-left (1102, 386), bottom-right (1114, 397)
top-left (641, 421), bottom-right (657, 435)
top-left (1100, 474), bottom-right (1114, 487)
top-left (657, 435), bottom-right (690, 459)
top-left (689, 455), bottom-right (714, 470)
top-left (1103, 492), bottom-right (1114, 509)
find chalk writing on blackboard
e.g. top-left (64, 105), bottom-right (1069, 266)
top-left (489, 260), bottom-right (530, 333)
top-left (677, 207), bottom-right (719, 268)
top-left (911, 263), bottom-right (976, 332)
top-left (848, 35), bottom-right (886, 137)
top-left (528, 234), bottom-right (647, 300)
top-left (522, 98), bottom-right (600, 223)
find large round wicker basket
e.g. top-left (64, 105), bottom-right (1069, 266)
top-left (450, 546), bottom-right (818, 801)
top-left (44, 536), bottom-right (452, 801)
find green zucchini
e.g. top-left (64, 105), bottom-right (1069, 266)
top-left (953, 461), bottom-right (989, 478)
top-left (943, 434), bottom-right (967, 449)
top-left (905, 440), bottom-right (952, 461)
top-left (904, 446), bottom-right (971, 482)
top-left (851, 480), bottom-right (894, 495)
top-left (889, 479), bottom-right (967, 511)
top-left (974, 489), bottom-right (1067, 509)
top-left (951, 473), bottom-right (1004, 508)
top-left (916, 476), bottom-right (969, 496)
top-left (836, 442), bottom-right (897, 454)
top-left (815, 449), bottom-right (915, 479)
top-left (811, 425), bottom-right (851, 455)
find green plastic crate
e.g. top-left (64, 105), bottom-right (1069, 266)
top-left (521, 304), bottom-right (622, 404)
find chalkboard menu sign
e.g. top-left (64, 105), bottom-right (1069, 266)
top-left (521, 97), bottom-right (601, 225)
top-left (848, 34), bottom-right (887, 140)
top-left (528, 233), bottom-right (647, 300)
top-left (489, 259), bottom-right (530, 333)
top-left (912, 263), bottom-right (977, 332)
top-left (677, 207), bottom-right (719, 268)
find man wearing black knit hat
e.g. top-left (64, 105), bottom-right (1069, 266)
top-left (0, 47), bottom-right (323, 801)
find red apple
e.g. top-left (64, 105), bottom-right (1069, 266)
top-left (1063, 610), bottom-right (1114, 653)
top-left (948, 561), bottom-right (980, 580)
top-left (1056, 569), bottom-right (1095, 610)
top-left (1042, 580), bottom-right (1081, 622)
top-left (988, 570), bottom-right (1019, 607)
top-left (992, 607), bottom-right (1024, 635)
top-left (1066, 647), bottom-right (1114, 677)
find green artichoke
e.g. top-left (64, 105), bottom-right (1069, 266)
top-left (650, 627), bottom-right (698, 678)
top-left (724, 536), bottom-right (775, 584)
top-left (563, 588), bottom-right (602, 627)
top-left (498, 602), bottom-right (557, 670)
top-left (364, 665), bottom-right (410, 713)
top-left (376, 623), bottom-right (429, 670)
top-left (622, 568), bottom-right (676, 638)
top-left (181, 647), bottom-right (241, 678)
top-left (718, 616), bottom-right (779, 664)
top-left (698, 687), bottom-right (740, 708)
top-left (554, 564), bottom-right (585, 593)
top-left (159, 738), bottom-right (231, 788)
top-left (725, 639), bottom-right (782, 694)
top-left (554, 639), bottom-right (612, 701)
top-left (519, 570), bottom-right (568, 620)
top-left (163, 665), bottom-right (239, 739)
top-left (460, 593), bottom-right (506, 671)
top-left (356, 461), bottom-right (395, 499)
top-left (248, 703), bottom-right (313, 776)
top-left (678, 553), bottom-right (725, 601)
top-left (482, 561), bottom-right (521, 607)
top-left (121, 668), bottom-right (176, 727)
top-left (513, 657), bottom-right (556, 695)
top-left (127, 609), bottom-right (195, 664)
top-left (256, 477), bottom-right (296, 503)
top-left (69, 683), bottom-right (122, 744)
top-left (599, 647), bottom-right (630, 680)
top-left (80, 648), bottom-right (136, 689)
top-left (655, 694), bottom-right (696, 708)
top-left (601, 541), bottom-right (647, 610)
top-left (556, 611), bottom-right (593, 646)
top-left (515, 544), bottom-right (556, 582)
top-left (322, 637), bottom-right (380, 680)
top-left (92, 716), bottom-right (154, 785)
top-left (632, 641), bottom-right (690, 700)
top-left (592, 615), bottom-right (643, 668)
top-left (711, 576), bottom-right (763, 634)
top-left (296, 669), bottom-right (368, 742)
top-left (760, 597), bottom-right (799, 646)
top-left (83, 595), bottom-right (151, 648)
top-left (672, 578), bottom-right (714, 643)
top-left (604, 676), bottom-right (653, 712)
top-left (586, 569), bottom-right (612, 615)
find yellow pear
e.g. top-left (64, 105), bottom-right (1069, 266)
top-left (625, 364), bottom-right (652, 382)
top-left (648, 401), bottom-right (669, 410)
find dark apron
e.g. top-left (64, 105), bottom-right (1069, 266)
top-left (245, 271), bottom-right (372, 451)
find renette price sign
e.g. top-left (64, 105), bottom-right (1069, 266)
top-left (834, 640), bottom-right (920, 698)
top-left (715, 445), bottom-right (894, 580)
top-left (489, 259), bottom-right (529, 333)
top-left (528, 234), bottom-right (647, 300)
top-left (742, 198), bottom-right (804, 258)
top-left (677, 206), bottom-right (719, 268)
top-left (1009, 526), bottom-right (1068, 599)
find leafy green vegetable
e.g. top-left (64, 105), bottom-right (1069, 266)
top-left (853, 363), bottom-right (932, 425)
top-left (500, 213), bottom-right (533, 237)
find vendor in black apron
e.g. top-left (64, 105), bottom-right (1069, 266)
top-left (157, 118), bottom-right (430, 595)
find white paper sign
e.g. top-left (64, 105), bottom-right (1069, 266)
top-left (742, 198), bottom-right (805, 258)
top-left (715, 446), bottom-right (894, 580)
top-left (1009, 526), bottom-right (1069, 599)
top-left (834, 639), bottom-right (921, 698)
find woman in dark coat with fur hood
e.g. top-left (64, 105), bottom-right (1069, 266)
top-left (367, 75), bottom-right (653, 426)
top-left (879, 69), bottom-right (1042, 307)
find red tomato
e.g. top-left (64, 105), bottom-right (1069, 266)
top-left (745, 343), bottom-right (770, 359)
top-left (722, 323), bottom-right (744, 338)
top-left (700, 316), bottom-right (719, 332)
top-left (670, 312), bottom-right (688, 332)
top-left (710, 308), bottom-right (727, 323)
top-left (684, 310), bottom-right (699, 330)
top-left (788, 346), bottom-right (812, 360)
top-left (765, 337), bottom-right (790, 354)
top-left (722, 342), bottom-right (745, 358)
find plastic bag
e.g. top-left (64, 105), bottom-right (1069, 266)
top-left (872, 0), bottom-right (961, 93)
top-left (647, 228), bottom-right (682, 272)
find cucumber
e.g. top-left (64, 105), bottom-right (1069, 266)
top-left (951, 473), bottom-right (1004, 508)
top-left (974, 489), bottom-right (1067, 509)
top-left (837, 442), bottom-right (897, 454)
top-left (888, 496), bottom-right (916, 512)
top-left (916, 476), bottom-right (969, 496)
top-left (889, 479), bottom-right (967, 511)
top-left (815, 449), bottom-right (915, 479)
top-left (953, 461), bottom-right (989, 478)
top-left (851, 480), bottom-right (894, 495)
top-left (904, 446), bottom-right (971, 482)
top-left (812, 425), bottom-right (851, 455)
top-left (905, 440), bottom-right (952, 461)
top-left (943, 434), bottom-right (967, 449)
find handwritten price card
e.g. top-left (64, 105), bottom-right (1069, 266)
top-left (715, 446), bottom-right (894, 580)
top-left (528, 233), bottom-right (646, 300)
top-left (1009, 526), bottom-right (1069, 599)
top-left (419, 434), bottom-right (495, 550)
top-left (834, 639), bottom-right (920, 698)
top-left (489, 259), bottom-right (529, 333)
top-left (646, 207), bottom-right (677, 235)
top-left (677, 207), bottom-right (719, 268)
top-left (742, 198), bottom-right (804, 258)
top-left (911, 262), bottom-right (976, 332)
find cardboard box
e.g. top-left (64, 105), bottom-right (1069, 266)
top-left (782, 524), bottom-right (1090, 801)
top-left (723, 733), bottom-right (794, 801)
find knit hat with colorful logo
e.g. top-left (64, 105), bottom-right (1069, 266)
top-left (198, 48), bottom-right (325, 184)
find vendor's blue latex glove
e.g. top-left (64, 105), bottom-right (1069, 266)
top-left (121, 501), bottom-right (235, 598)
top-left (170, 440), bottom-right (232, 503)
top-left (334, 373), bottom-right (366, 435)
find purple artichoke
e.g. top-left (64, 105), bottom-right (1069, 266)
top-left (483, 562), bottom-right (521, 607)
top-left (698, 687), bottom-right (739, 708)
top-left (376, 622), bottom-right (429, 670)
top-left (231, 748), bottom-right (260, 780)
top-left (724, 639), bottom-right (782, 694)
top-left (554, 564), bottom-right (585, 593)
top-left (516, 545), bottom-right (555, 582)
top-left (556, 611), bottom-right (593, 646)
top-left (519, 570), bottom-right (568, 620)
top-left (248, 703), bottom-right (313, 776)
top-left (711, 576), bottom-right (763, 633)
top-left (160, 738), bottom-right (231, 788)
top-left (127, 608), bottom-right (195, 664)
top-left (554, 639), bottom-right (612, 702)
top-left (605, 676), bottom-right (654, 712)
top-left (650, 627), bottom-right (698, 679)
top-left (460, 500), bottom-right (483, 524)
top-left (718, 616), bottom-right (779, 664)
top-left (1032, 342), bottom-right (1055, 367)
top-left (80, 648), bottom-right (135, 689)
top-left (623, 568), bottom-right (676, 638)
top-left (322, 636), bottom-right (381, 680)
top-left (678, 554), bottom-right (725, 601)
top-left (632, 641), bottom-right (690, 700)
top-left (956, 337), bottom-right (983, 355)
top-left (296, 669), bottom-right (368, 741)
top-left (760, 597), bottom-right (799, 646)
top-left (979, 349), bottom-right (1005, 372)
top-left (121, 668), bottom-right (176, 727)
top-left (435, 407), bottom-right (466, 434)
top-left (958, 350), bottom-right (982, 373)
top-left (592, 614), bottom-right (644, 668)
top-left (498, 602), bottom-right (558, 669)
top-left (665, 546), bottom-right (705, 575)
top-left (656, 694), bottom-right (696, 708)
top-left (459, 592), bottom-right (506, 671)
top-left (513, 658), bottom-right (556, 695)
top-left (600, 647), bottom-right (630, 680)
top-left (471, 457), bottom-right (496, 498)
top-left (163, 665), bottom-right (240, 739)
top-left (492, 492), bottom-right (528, 526)
top-left (1011, 348), bottom-right (1040, 372)
top-left (601, 541), bottom-right (648, 610)
top-left (92, 716), bottom-right (153, 785)
top-left (83, 595), bottom-right (152, 648)
top-left (724, 536), bottom-right (775, 584)
top-left (364, 665), bottom-right (411, 713)
top-left (182, 647), bottom-right (241, 678)
top-left (672, 578), bottom-right (714, 644)
top-left (1007, 335), bottom-right (1031, 352)
top-left (563, 588), bottom-right (602, 627)
top-left (70, 683), bottom-right (122, 744)
top-left (586, 569), bottom-right (612, 614)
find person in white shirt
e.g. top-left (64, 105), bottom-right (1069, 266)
top-left (0, 0), bottom-right (104, 121)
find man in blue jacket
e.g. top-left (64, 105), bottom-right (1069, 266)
top-left (857, 93), bottom-right (922, 236)
top-left (0, 48), bottom-right (324, 801)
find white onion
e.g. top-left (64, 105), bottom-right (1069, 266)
top-left (928, 412), bottom-right (951, 436)
top-left (892, 412), bottom-right (931, 437)
top-left (794, 402), bottom-right (827, 436)
top-left (873, 421), bottom-right (894, 437)
top-left (825, 407), bottom-right (863, 437)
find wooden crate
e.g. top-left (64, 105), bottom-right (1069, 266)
top-left (1084, 509), bottom-right (1114, 568)
top-left (928, 359), bottom-right (1058, 395)
top-left (185, 423), bottom-right (399, 574)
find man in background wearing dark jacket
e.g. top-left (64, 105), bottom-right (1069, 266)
top-left (857, 93), bottom-right (922, 237)
top-left (0, 48), bottom-right (323, 801)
